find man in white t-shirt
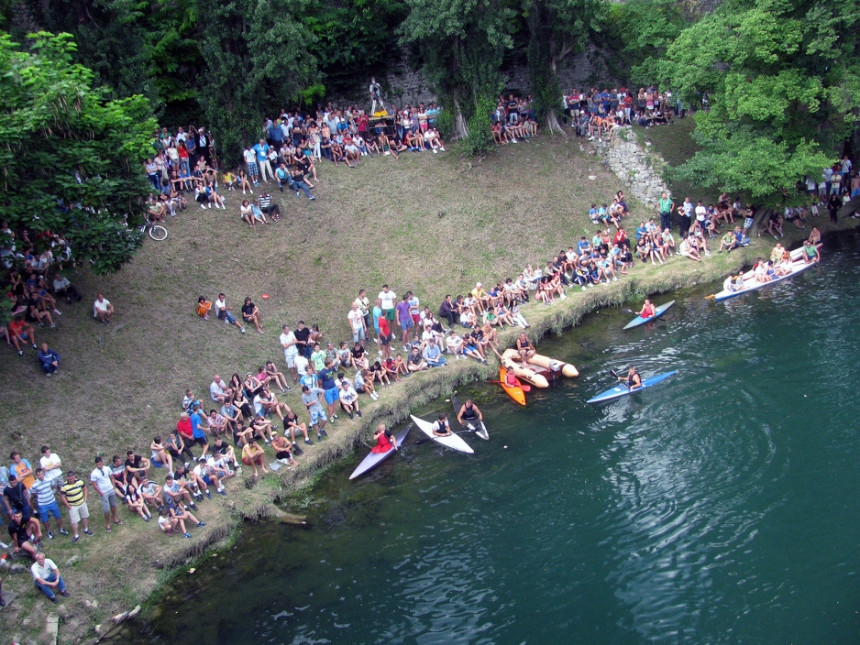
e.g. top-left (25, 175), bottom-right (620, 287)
top-left (214, 293), bottom-right (245, 333)
top-left (347, 303), bottom-right (366, 347)
top-left (39, 446), bottom-right (63, 491)
top-left (243, 146), bottom-right (259, 184)
top-left (280, 323), bottom-right (299, 382)
top-left (90, 456), bottom-right (120, 532)
top-left (32, 553), bottom-right (68, 603)
top-left (209, 374), bottom-right (231, 404)
top-left (378, 284), bottom-right (397, 328)
top-left (92, 293), bottom-right (114, 323)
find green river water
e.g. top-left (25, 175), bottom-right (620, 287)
top-left (138, 233), bottom-right (858, 645)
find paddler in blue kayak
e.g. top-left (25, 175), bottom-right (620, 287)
top-left (617, 365), bottom-right (642, 391)
top-left (371, 424), bottom-right (398, 453)
top-left (635, 299), bottom-right (656, 319)
top-left (432, 413), bottom-right (452, 437)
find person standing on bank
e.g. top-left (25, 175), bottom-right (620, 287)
top-left (658, 192), bottom-right (675, 232)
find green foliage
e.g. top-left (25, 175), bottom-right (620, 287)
top-left (303, 0), bottom-right (407, 95)
top-left (0, 32), bottom-right (156, 273)
top-left (523, 0), bottom-right (605, 126)
top-left (197, 0), bottom-right (318, 167)
top-left (434, 103), bottom-right (456, 140)
top-left (607, 0), bottom-right (687, 84)
top-left (400, 0), bottom-right (515, 141)
top-left (647, 0), bottom-right (859, 205)
top-left (462, 94), bottom-right (497, 156)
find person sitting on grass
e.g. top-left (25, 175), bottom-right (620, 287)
top-left (337, 376), bottom-right (362, 420)
top-left (407, 345), bottom-right (428, 372)
top-left (241, 297), bottom-right (264, 334)
top-left (271, 432), bottom-right (298, 468)
top-left (354, 367), bottom-right (379, 400)
top-left (167, 429), bottom-right (196, 467)
top-left (423, 338), bottom-right (447, 368)
top-left (194, 457), bottom-right (227, 496)
top-left (718, 229), bottom-right (738, 254)
top-left (211, 435), bottom-right (239, 470)
top-left (31, 552), bottom-right (69, 604)
top-left (463, 335), bottom-right (486, 363)
top-left (679, 236), bottom-right (702, 262)
top-left (162, 472), bottom-right (197, 511)
top-left (446, 329), bottom-right (465, 359)
top-left (37, 343), bottom-right (60, 377)
top-left (160, 503), bottom-right (205, 539)
top-left (8, 509), bottom-right (41, 558)
top-left (370, 360), bottom-right (391, 387)
top-left (8, 316), bottom-right (37, 356)
top-left (92, 293), bottom-right (114, 323)
top-left (123, 480), bottom-right (153, 521)
top-left (385, 355), bottom-right (409, 380)
top-left (173, 463), bottom-right (209, 501)
top-left (214, 293), bottom-right (245, 333)
top-left (138, 478), bottom-right (163, 512)
top-left (196, 296), bottom-right (212, 320)
top-left (241, 439), bottom-right (268, 478)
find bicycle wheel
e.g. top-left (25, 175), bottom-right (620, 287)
top-left (148, 225), bottom-right (168, 241)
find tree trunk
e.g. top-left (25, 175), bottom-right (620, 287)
top-left (546, 54), bottom-right (567, 136)
top-left (453, 95), bottom-right (469, 139)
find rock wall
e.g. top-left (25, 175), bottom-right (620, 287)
top-left (593, 127), bottom-right (669, 208)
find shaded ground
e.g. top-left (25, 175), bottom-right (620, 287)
top-left (2, 131), bottom-right (855, 644)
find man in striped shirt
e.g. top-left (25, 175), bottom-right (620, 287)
top-left (60, 471), bottom-right (91, 542)
top-left (31, 469), bottom-right (67, 540)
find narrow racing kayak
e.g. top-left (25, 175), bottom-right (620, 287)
top-left (451, 394), bottom-right (489, 440)
top-left (349, 424), bottom-right (412, 480)
top-left (623, 300), bottom-right (675, 329)
top-left (499, 366), bottom-right (526, 406)
top-left (586, 370), bottom-right (678, 404)
top-left (410, 414), bottom-right (474, 454)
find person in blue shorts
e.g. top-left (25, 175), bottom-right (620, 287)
top-left (31, 468), bottom-right (67, 539)
top-left (317, 359), bottom-right (340, 424)
top-left (300, 385), bottom-right (329, 440)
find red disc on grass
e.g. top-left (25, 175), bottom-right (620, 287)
top-left (261, 294), bottom-right (270, 299)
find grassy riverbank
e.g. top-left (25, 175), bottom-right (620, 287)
top-left (2, 133), bottom-right (856, 644)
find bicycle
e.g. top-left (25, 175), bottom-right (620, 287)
top-left (139, 219), bottom-right (168, 241)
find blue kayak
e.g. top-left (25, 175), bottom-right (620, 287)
top-left (586, 371), bottom-right (678, 403)
top-left (623, 300), bottom-right (676, 329)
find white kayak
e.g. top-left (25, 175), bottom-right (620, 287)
top-left (410, 415), bottom-right (474, 454)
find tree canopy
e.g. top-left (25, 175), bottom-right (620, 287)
top-left (644, 0), bottom-right (859, 204)
top-left (0, 32), bottom-right (156, 274)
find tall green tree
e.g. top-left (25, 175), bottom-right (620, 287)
top-left (652, 0), bottom-right (859, 204)
top-left (522, 0), bottom-right (605, 134)
top-left (0, 32), bottom-right (156, 274)
top-left (197, 0), bottom-right (318, 167)
top-left (399, 0), bottom-right (515, 147)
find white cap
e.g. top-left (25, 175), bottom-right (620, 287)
top-left (476, 282), bottom-right (482, 287)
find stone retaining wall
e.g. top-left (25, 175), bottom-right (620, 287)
top-left (593, 127), bottom-right (669, 208)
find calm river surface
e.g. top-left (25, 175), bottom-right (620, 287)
top-left (138, 233), bottom-right (858, 645)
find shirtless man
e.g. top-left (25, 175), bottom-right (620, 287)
top-left (515, 332), bottom-right (536, 363)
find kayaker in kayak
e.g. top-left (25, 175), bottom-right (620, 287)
top-left (432, 413), bottom-right (452, 437)
top-left (617, 366), bottom-right (642, 390)
top-left (371, 424), bottom-right (398, 453)
top-left (516, 332), bottom-right (536, 362)
top-left (456, 399), bottom-right (483, 427)
top-left (636, 299), bottom-right (656, 319)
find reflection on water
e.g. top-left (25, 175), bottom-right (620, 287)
top-left (137, 234), bottom-right (859, 645)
